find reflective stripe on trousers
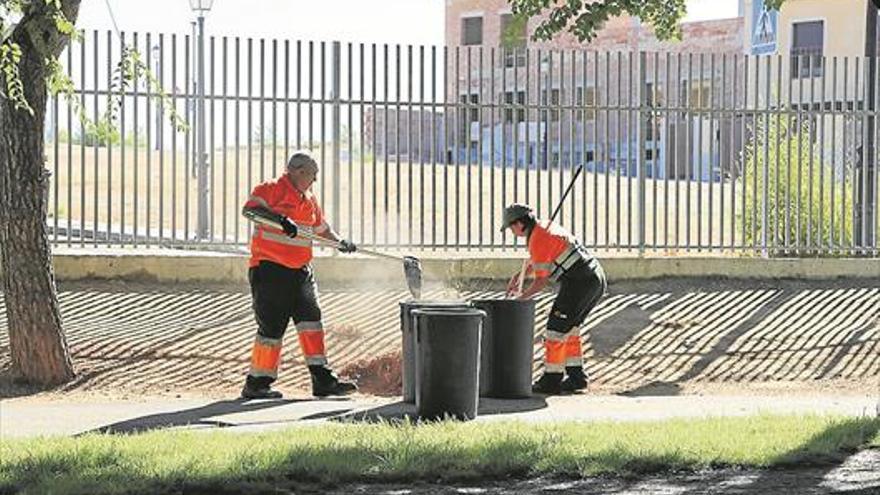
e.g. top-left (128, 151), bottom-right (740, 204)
top-left (249, 335), bottom-right (282, 378)
top-left (296, 321), bottom-right (327, 366)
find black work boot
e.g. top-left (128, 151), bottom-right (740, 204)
top-left (531, 372), bottom-right (563, 395)
top-left (309, 366), bottom-right (357, 397)
top-left (240, 380), bottom-right (283, 400)
top-left (561, 366), bottom-right (589, 393)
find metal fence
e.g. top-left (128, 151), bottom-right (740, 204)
top-left (46, 30), bottom-right (878, 255)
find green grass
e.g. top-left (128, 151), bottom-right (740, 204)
top-left (1, 415), bottom-right (878, 494)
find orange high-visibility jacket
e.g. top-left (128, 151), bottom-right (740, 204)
top-left (527, 220), bottom-right (590, 282)
top-left (245, 176), bottom-right (329, 269)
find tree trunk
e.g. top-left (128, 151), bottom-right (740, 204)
top-left (0, 1), bottom-right (81, 386)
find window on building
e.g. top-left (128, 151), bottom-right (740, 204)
top-left (461, 16), bottom-right (483, 46)
top-left (459, 93), bottom-right (480, 142)
top-left (500, 13), bottom-right (527, 67)
top-left (503, 90), bottom-right (526, 123)
top-left (791, 20), bottom-right (823, 78)
top-left (680, 79), bottom-right (712, 109)
top-left (542, 88), bottom-right (561, 121)
top-left (575, 86), bottom-right (596, 122)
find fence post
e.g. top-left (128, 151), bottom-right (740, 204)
top-left (638, 51), bottom-right (647, 256)
top-left (331, 41), bottom-right (342, 230)
top-left (196, 15), bottom-right (210, 241)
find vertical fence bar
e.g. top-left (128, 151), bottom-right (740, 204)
top-left (209, 35), bottom-right (216, 241)
top-left (593, 50), bottom-right (604, 247)
top-left (184, 33), bottom-right (191, 241)
top-left (860, 54), bottom-right (869, 253)
top-left (501, 46), bottom-right (509, 247)
top-left (874, 53), bottom-right (880, 252)
top-left (431, 45), bottom-right (437, 248)
top-left (489, 46), bottom-right (495, 247)
top-left (843, 57), bottom-right (850, 251)
top-left (348, 42), bottom-right (354, 243)
top-left (819, 55), bottom-right (827, 250)
top-left (605, 52), bottom-right (611, 248)
top-left (652, 52), bottom-right (659, 250)
top-left (373, 43), bottom-right (379, 247)
top-left (222, 36), bottom-right (228, 243)
top-left (284, 40), bottom-right (289, 181)
top-left (248, 38), bottom-right (254, 211)
top-left (171, 34), bottom-right (178, 242)
top-left (234, 37), bottom-right (241, 244)
top-left (665, 52), bottom-right (672, 249)
top-left (320, 42), bottom-right (327, 230)
top-left (420, 44), bottom-right (426, 246)
top-left (383, 43), bottom-right (389, 246)
top-left (409, 44), bottom-right (415, 246)
top-left (454, 45), bottom-right (459, 247)
top-left (66, 35), bottom-right (73, 247)
top-left (331, 41), bottom-right (341, 233)
top-left (696, 53), bottom-right (704, 250)
top-left (79, 31), bottom-right (86, 246)
top-left (465, 45), bottom-right (471, 246)
top-left (260, 39), bottom-right (265, 184)
top-left (92, 30), bottom-right (99, 246)
top-left (727, 54), bottom-right (735, 250)
top-left (158, 34), bottom-right (165, 243)
top-left (629, 51), bottom-right (635, 250)
top-left (297, 40), bottom-right (302, 151)
top-left (708, 53), bottom-right (715, 250)
top-left (360, 43), bottom-right (366, 245)
top-left (107, 30), bottom-right (114, 245)
top-left (761, 55), bottom-right (770, 256)
top-left (146, 33), bottom-right (154, 245)
top-left (773, 55), bottom-right (781, 254)
top-left (740, 54), bottom-right (748, 250)
top-left (638, 51), bottom-right (646, 255)
top-left (685, 53), bottom-right (693, 250)
top-left (569, 49), bottom-right (576, 234)
top-left (615, 51), bottom-right (622, 249)
top-left (478, 46), bottom-right (484, 246)
top-left (802, 55), bottom-right (824, 254)
top-left (133, 32), bottom-right (140, 247)
top-left (831, 57), bottom-right (838, 250)
top-left (121, 32), bottom-right (129, 245)
top-left (272, 39), bottom-right (278, 179)
top-left (395, 44), bottom-right (401, 246)
top-left (52, 50), bottom-right (59, 244)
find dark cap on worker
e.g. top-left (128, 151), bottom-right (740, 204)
top-left (499, 203), bottom-right (533, 232)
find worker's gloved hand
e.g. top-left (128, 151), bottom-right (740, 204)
top-left (505, 272), bottom-right (521, 297)
top-left (338, 239), bottom-right (357, 253)
top-left (280, 217), bottom-right (299, 238)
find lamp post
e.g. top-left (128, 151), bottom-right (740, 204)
top-left (188, 0), bottom-right (213, 240)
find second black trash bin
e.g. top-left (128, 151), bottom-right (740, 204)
top-left (413, 307), bottom-right (486, 420)
top-left (399, 301), bottom-right (471, 403)
top-left (471, 299), bottom-right (536, 399)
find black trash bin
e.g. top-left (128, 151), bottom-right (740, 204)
top-left (399, 301), bottom-right (471, 403)
top-left (413, 307), bottom-right (485, 420)
top-left (471, 299), bottom-right (536, 398)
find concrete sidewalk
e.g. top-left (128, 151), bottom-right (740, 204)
top-left (2, 391), bottom-right (877, 438)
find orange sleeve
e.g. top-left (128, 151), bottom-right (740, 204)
top-left (244, 182), bottom-right (274, 210)
top-left (529, 230), bottom-right (554, 278)
top-left (313, 199), bottom-right (329, 233)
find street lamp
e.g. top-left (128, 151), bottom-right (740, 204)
top-left (188, 0), bottom-right (213, 240)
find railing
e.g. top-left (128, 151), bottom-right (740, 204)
top-left (46, 31), bottom-right (878, 255)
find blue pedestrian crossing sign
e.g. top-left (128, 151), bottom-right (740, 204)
top-left (751, 0), bottom-right (778, 55)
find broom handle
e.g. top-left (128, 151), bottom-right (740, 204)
top-left (514, 164), bottom-right (583, 298)
top-left (295, 229), bottom-right (408, 262)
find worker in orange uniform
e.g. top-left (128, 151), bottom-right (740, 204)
top-left (240, 151), bottom-right (358, 399)
top-left (501, 203), bottom-right (607, 395)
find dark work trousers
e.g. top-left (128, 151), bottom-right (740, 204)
top-left (546, 259), bottom-right (608, 339)
top-left (246, 260), bottom-right (323, 389)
